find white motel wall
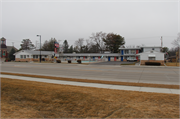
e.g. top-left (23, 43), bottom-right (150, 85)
top-left (136, 50), bottom-right (165, 65)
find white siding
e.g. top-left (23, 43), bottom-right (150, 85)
top-left (15, 51), bottom-right (32, 58)
top-left (144, 47), bottom-right (161, 52)
top-left (140, 52), bottom-right (164, 60)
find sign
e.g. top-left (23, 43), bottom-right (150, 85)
top-left (54, 48), bottom-right (57, 53)
top-left (54, 42), bottom-right (59, 48)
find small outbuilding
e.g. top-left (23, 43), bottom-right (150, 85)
top-left (136, 50), bottom-right (165, 65)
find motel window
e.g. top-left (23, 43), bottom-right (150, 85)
top-left (44, 55), bottom-right (47, 58)
top-left (117, 57), bottom-right (119, 59)
top-left (27, 55), bottom-right (29, 58)
top-left (152, 48), bottom-right (154, 50)
top-left (33, 55), bottom-right (35, 58)
top-left (20, 55), bottom-right (23, 59)
top-left (125, 50), bottom-right (129, 54)
top-left (24, 55), bottom-right (26, 59)
top-left (149, 57), bottom-right (155, 60)
top-left (131, 50), bottom-right (136, 54)
top-left (36, 55), bottom-right (38, 59)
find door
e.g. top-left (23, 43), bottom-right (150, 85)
top-left (93, 56), bottom-right (95, 61)
top-left (108, 57), bottom-right (110, 61)
top-left (114, 57), bottom-right (116, 61)
top-left (121, 56), bottom-right (123, 61)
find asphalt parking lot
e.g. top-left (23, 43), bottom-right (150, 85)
top-left (1, 62), bottom-right (179, 85)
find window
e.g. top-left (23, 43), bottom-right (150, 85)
top-left (20, 55), bottom-right (23, 59)
top-left (44, 55), bottom-right (47, 58)
top-left (131, 50), bottom-right (136, 54)
top-left (149, 57), bottom-right (155, 60)
top-left (116, 57), bottom-right (119, 59)
top-left (27, 55), bottom-right (29, 58)
top-left (125, 50), bottom-right (129, 54)
top-left (36, 55), bottom-right (38, 59)
top-left (33, 55), bottom-right (35, 58)
top-left (24, 55), bottom-right (26, 59)
top-left (152, 48), bottom-right (154, 50)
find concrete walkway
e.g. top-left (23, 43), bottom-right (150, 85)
top-left (1, 74), bottom-right (179, 95)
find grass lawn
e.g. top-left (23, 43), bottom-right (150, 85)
top-left (1, 78), bottom-right (179, 118)
top-left (166, 62), bottom-right (180, 66)
top-left (1, 72), bottom-right (179, 89)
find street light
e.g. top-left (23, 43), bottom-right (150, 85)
top-left (37, 35), bottom-right (41, 63)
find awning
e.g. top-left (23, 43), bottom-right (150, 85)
top-left (148, 55), bottom-right (156, 57)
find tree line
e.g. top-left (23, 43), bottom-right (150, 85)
top-left (19, 32), bottom-right (180, 55)
top-left (20, 31), bottom-right (125, 53)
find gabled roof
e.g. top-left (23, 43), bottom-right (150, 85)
top-left (136, 50), bottom-right (164, 55)
top-left (13, 50), bottom-right (55, 55)
top-left (119, 48), bottom-right (141, 50)
top-left (140, 46), bottom-right (161, 48)
top-left (7, 46), bottom-right (18, 53)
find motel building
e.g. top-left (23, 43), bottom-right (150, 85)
top-left (14, 46), bottom-right (164, 65)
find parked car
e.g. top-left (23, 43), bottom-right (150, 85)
top-left (127, 57), bottom-right (137, 62)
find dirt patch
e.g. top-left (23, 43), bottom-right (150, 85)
top-left (1, 78), bottom-right (179, 118)
top-left (1, 72), bottom-right (179, 89)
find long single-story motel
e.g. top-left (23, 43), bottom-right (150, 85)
top-left (14, 46), bottom-right (165, 65)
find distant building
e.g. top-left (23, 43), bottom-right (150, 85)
top-left (0, 37), bottom-right (18, 58)
top-left (136, 46), bottom-right (164, 65)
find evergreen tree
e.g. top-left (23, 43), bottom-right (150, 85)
top-left (8, 48), bottom-right (16, 60)
top-left (63, 40), bottom-right (69, 53)
top-left (41, 38), bottom-right (57, 51)
top-left (103, 33), bottom-right (125, 53)
top-left (68, 45), bottom-right (73, 53)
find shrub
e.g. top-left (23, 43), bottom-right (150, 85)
top-left (5, 58), bottom-right (11, 62)
top-left (68, 60), bottom-right (71, 63)
top-left (56, 60), bottom-right (61, 63)
top-left (145, 62), bottom-right (161, 66)
top-left (77, 60), bottom-right (81, 64)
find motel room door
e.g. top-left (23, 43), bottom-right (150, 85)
top-left (108, 57), bottom-right (110, 61)
top-left (114, 57), bottom-right (116, 61)
top-left (121, 56), bottom-right (123, 61)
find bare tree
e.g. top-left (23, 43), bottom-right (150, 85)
top-left (90, 31), bottom-right (107, 53)
top-left (171, 33), bottom-right (180, 48)
top-left (74, 38), bottom-right (84, 52)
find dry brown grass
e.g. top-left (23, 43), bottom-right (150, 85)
top-left (1, 78), bottom-right (179, 118)
top-left (166, 62), bottom-right (180, 66)
top-left (1, 72), bottom-right (179, 89)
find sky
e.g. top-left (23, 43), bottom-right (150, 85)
top-left (1, 0), bottom-right (179, 50)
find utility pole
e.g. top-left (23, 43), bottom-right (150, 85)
top-left (161, 36), bottom-right (163, 47)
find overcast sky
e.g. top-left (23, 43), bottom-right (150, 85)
top-left (1, 0), bottom-right (179, 49)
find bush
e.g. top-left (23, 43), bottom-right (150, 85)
top-left (145, 62), bottom-right (161, 66)
top-left (56, 60), bottom-right (61, 63)
top-left (77, 60), bottom-right (81, 64)
top-left (68, 60), bottom-right (71, 63)
top-left (5, 58), bottom-right (11, 62)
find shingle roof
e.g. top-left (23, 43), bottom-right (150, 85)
top-left (7, 46), bottom-right (18, 53)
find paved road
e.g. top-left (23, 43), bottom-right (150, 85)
top-left (90, 61), bottom-right (135, 65)
top-left (1, 62), bottom-right (179, 85)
